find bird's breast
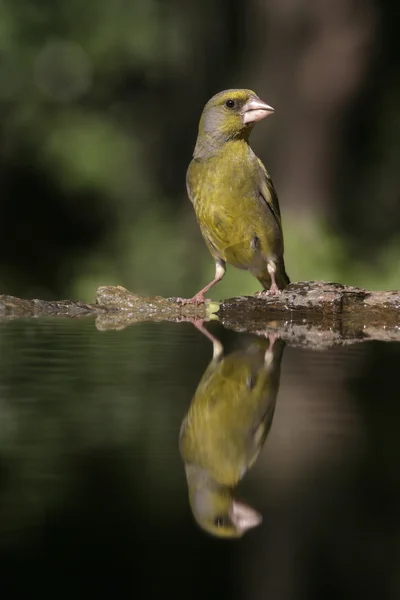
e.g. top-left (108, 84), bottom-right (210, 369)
top-left (187, 151), bottom-right (278, 268)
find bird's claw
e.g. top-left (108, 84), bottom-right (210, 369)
top-left (269, 283), bottom-right (280, 295)
top-left (254, 285), bottom-right (281, 298)
top-left (176, 294), bottom-right (209, 306)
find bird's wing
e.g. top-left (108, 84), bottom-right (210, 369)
top-left (186, 160), bottom-right (200, 207)
top-left (256, 157), bottom-right (282, 227)
top-left (186, 178), bottom-right (194, 204)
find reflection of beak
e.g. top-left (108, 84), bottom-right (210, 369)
top-left (230, 501), bottom-right (262, 534)
top-left (242, 98), bottom-right (274, 124)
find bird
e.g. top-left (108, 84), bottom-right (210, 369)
top-left (179, 322), bottom-right (285, 538)
top-left (183, 88), bottom-right (290, 305)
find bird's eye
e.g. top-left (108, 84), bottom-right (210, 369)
top-left (214, 516), bottom-right (226, 528)
top-left (225, 99), bottom-right (235, 109)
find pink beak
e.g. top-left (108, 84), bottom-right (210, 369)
top-left (242, 98), bottom-right (274, 124)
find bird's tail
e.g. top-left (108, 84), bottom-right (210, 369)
top-left (256, 261), bottom-right (290, 291)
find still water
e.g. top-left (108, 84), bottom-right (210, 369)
top-left (0, 317), bottom-right (399, 599)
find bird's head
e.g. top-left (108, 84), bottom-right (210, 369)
top-left (198, 89), bottom-right (274, 144)
top-left (188, 477), bottom-right (262, 538)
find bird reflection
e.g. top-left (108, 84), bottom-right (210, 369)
top-left (179, 323), bottom-right (285, 538)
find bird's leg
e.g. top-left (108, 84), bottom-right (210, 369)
top-left (266, 261), bottom-right (280, 295)
top-left (266, 331), bottom-right (279, 351)
top-left (170, 317), bottom-right (224, 358)
top-left (192, 320), bottom-right (224, 360)
top-left (249, 331), bottom-right (280, 364)
top-left (179, 259), bottom-right (226, 305)
top-left (263, 332), bottom-right (280, 365)
top-left (254, 261), bottom-right (280, 297)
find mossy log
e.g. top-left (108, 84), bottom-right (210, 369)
top-left (0, 282), bottom-right (398, 347)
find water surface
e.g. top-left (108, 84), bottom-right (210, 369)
top-left (0, 318), bottom-right (398, 599)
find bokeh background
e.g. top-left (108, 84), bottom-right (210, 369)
top-left (0, 3), bottom-right (400, 595)
top-left (0, 0), bottom-right (399, 302)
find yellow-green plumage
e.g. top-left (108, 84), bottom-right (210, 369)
top-left (179, 329), bottom-right (285, 538)
top-left (185, 89), bottom-right (290, 303)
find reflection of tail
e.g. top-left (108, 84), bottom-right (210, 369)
top-left (256, 262), bottom-right (290, 290)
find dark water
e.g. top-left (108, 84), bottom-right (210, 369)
top-left (0, 318), bottom-right (399, 599)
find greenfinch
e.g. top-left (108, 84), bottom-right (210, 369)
top-left (179, 324), bottom-right (285, 538)
top-left (183, 89), bottom-right (290, 304)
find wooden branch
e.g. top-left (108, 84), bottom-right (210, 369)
top-left (0, 281), bottom-right (398, 348)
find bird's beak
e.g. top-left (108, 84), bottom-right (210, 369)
top-left (230, 501), bottom-right (262, 535)
top-left (242, 98), bottom-right (274, 125)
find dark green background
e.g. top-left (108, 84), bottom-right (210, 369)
top-left (0, 0), bottom-right (398, 302)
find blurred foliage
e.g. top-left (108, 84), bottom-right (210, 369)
top-left (0, 0), bottom-right (398, 301)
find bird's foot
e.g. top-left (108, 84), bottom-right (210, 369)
top-left (254, 284), bottom-right (281, 298)
top-left (176, 293), bottom-right (209, 306)
top-left (173, 297), bottom-right (189, 304)
top-left (269, 282), bottom-right (280, 295)
top-left (253, 330), bottom-right (280, 342)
